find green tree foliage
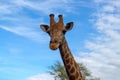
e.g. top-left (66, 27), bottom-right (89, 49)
top-left (49, 61), bottom-right (68, 80)
top-left (48, 61), bottom-right (100, 80)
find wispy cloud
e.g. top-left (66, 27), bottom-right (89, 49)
top-left (76, 0), bottom-right (120, 80)
top-left (26, 73), bottom-right (54, 80)
top-left (0, 0), bottom-right (94, 43)
top-left (0, 0), bottom-right (89, 15)
top-left (0, 0), bottom-right (88, 43)
top-left (0, 25), bottom-right (47, 42)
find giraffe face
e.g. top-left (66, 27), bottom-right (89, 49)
top-left (40, 14), bottom-right (73, 50)
top-left (48, 24), bottom-right (66, 50)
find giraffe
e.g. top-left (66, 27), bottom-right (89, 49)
top-left (40, 14), bottom-right (85, 80)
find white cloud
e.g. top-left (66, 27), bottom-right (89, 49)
top-left (0, 0), bottom-right (93, 15)
top-left (0, 5), bottom-right (12, 14)
top-left (26, 73), bottom-right (54, 80)
top-left (0, 25), bottom-right (48, 42)
top-left (0, 0), bottom-right (93, 43)
top-left (75, 0), bottom-right (120, 80)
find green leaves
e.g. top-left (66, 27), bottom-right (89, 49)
top-left (48, 61), bottom-right (100, 80)
top-left (48, 61), bottom-right (68, 80)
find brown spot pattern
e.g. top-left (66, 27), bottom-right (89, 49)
top-left (70, 67), bottom-right (75, 73)
top-left (70, 75), bottom-right (75, 80)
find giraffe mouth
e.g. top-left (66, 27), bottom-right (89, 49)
top-left (50, 43), bottom-right (60, 50)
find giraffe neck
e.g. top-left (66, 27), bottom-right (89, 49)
top-left (59, 38), bottom-right (84, 80)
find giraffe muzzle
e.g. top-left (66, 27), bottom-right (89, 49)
top-left (49, 42), bottom-right (60, 50)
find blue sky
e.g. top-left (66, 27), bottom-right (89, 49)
top-left (0, 0), bottom-right (120, 80)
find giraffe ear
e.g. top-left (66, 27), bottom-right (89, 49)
top-left (65, 22), bottom-right (74, 31)
top-left (40, 24), bottom-right (49, 32)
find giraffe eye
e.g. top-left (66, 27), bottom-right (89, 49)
top-left (63, 30), bottom-right (66, 34)
top-left (47, 31), bottom-right (50, 35)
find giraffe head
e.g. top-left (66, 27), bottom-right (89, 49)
top-left (40, 14), bottom-right (73, 50)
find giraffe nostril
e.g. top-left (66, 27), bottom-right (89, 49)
top-left (50, 38), bottom-right (58, 43)
top-left (50, 40), bottom-right (58, 43)
top-left (54, 40), bottom-right (57, 43)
